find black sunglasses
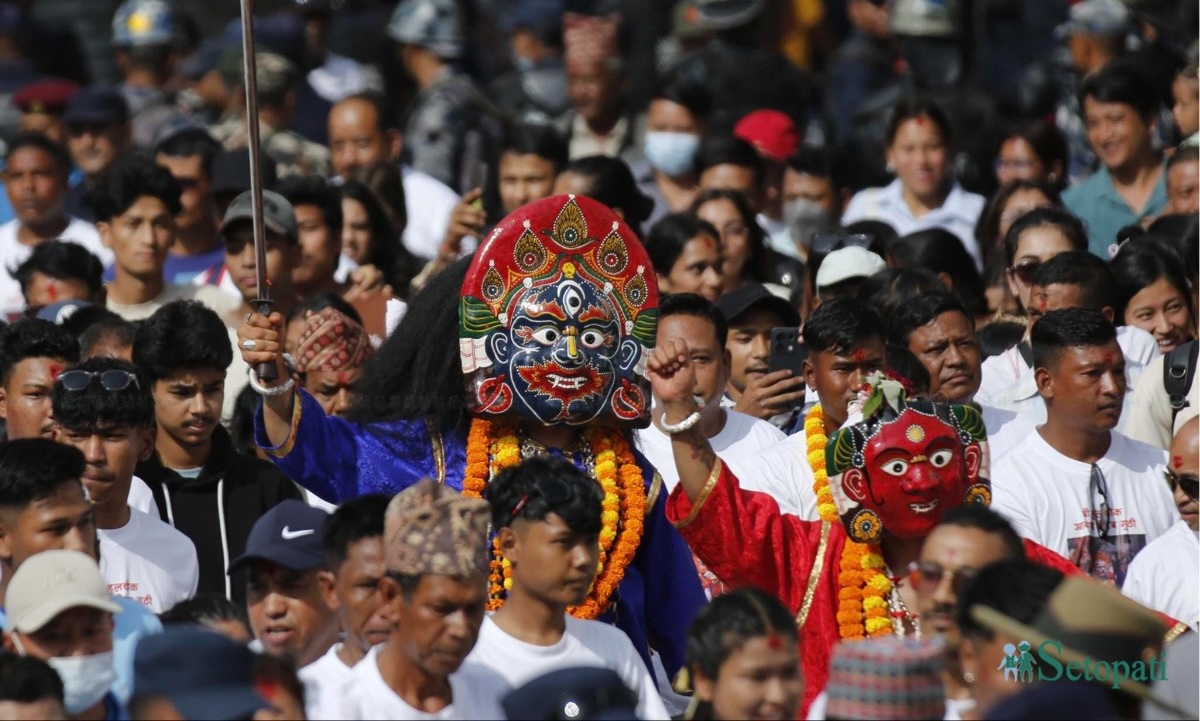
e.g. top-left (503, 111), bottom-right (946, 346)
top-left (58, 370), bottom-right (140, 393)
top-left (907, 560), bottom-right (979, 596)
top-left (510, 477), bottom-right (574, 519)
top-left (1009, 259), bottom-right (1041, 285)
top-left (811, 232), bottom-right (875, 256)
top-left (1165, 468), bottom-right (1199, 501)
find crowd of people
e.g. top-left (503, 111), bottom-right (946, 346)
top-left (0, 0), bottom-right (1197, 719)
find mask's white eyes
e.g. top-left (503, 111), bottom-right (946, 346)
top-left (563, 287), bottom-right (584, 316)
top-left (880, 459), bottom-right (908, 476)
top-left (580, 329), bottom-right (604, 349)
top-left (531, 327), bottom-right (560, 345)
top-left (929, 449), bottom-right (954, 468)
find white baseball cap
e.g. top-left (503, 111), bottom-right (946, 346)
top-left (815, 246), bottom-right (887, 290)
top-left (7, 550), bottom-right (121, 634)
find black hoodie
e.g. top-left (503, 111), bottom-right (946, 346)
top-left (136, 425), bottom-right (303, 607)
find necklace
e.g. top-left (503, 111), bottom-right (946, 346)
top-left (885, 566), bottom-right (921, 639)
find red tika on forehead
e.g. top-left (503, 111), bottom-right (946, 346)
top-left (46, 281), bottom-right (58, 302)
top-left (852, 348), bottom-right (867, 363)
top-left (48, 364), bottom-right (62, 382)
top-left (1174, 455), bottom-right (1184, 469)
top-left (766, 632), bottom-right (783, 650)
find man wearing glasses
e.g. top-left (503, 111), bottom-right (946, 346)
top-left (991, 308), bottom-right (1177, 588)
top-left (1123, 418), bottom-right (1199, 631)
top-left (50, 357), bottom-right (199, 613)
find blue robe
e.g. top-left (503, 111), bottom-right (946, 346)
top-left (254, 389), bottom-right (706, 679)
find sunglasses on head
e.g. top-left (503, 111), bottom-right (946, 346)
top-left (58, 369), bottom-right (140, 393)
top-left (510, 476), bottom-right (574, 519)
top-left (907, 560), bottom-right (979, 596)
top-left (1165, 468), bottom-right (1199, 501)
top-left (1009, 260), bottom-right (1041, 285)
top-left (812, 232), bottom-right (875, 256)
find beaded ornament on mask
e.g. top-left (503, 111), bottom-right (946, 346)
top-left (459, 195), bottom-right (658, 619)
top-left (815, 371), bottom-right (990, 639)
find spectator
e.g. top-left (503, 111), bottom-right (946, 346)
top-left (488, 3), bottom-right (569, 124)
top-left (159, 594), bottom-right (252, 643)
top-left (92, 154), bottom-right (239, 322)
top-left (111, 0), bottom-right (188, 148)
top-left (273, 176), bottom-right (345, 299)
top-left (470, 457), bottom-right (670, 719)
top-left (637, 73), bottom-right (711, 222)
top-left (841, 95), bottom-right (986, 270)
top-left (991, 308), bottom-right (1177, 586)
top-left (890, 228), bottom-right (988, 323)
top-left (2, 550), bottom-right (124, 720)
top-left (558, 11), bottom-right (637, 164)
top-left (0, 318), bottom-right (78, 440)
top-left (132, 300), bottom-right (301, 606)
top-left (1110, 241), bottom-right (1196, 355)
top-left (129, 627), bottom-right (269, 721)
top-left (495, 121), bottom-right (568, 214)
top-left (326, 92), bottom-right (458, 264)
top-left (1165, 144), bottom-right (1198, 214)
top-left (335, 480), bottom-right (510, 718)
top-left (733, 109), bottom-right (800, 244)
top-left (858, 267), bottom-right (945, 322)
top-left (11, 79), bottom-right (79, 146)
top-left (0, 135), bottom-right (110, 320)
top-left (691, 189), bottom-right (773, 295)
top-left (824, 0), bottom-right (902, 147)
top-left (780, 147), bottom-right (843, 263)
top-left (992, 120), bottom-right (1068, 191)
top-left (973, 179), bottom-right (1060, 273)
top-left (1172, 63), bottom-right (1198, 147)
top-left (813, 245), bottom-right (886, 305)
top-left (153, 126), bottom-right (226, 285)
top-left (822, 636), bottom-right (946, 720)
top-left (220, 190), bottom-right (302, 325)
top-left (11, 240), bottom-right (104, 315)
top-left (696, 135), bottom-right (766, 215)
top-left (339, 178), bottom-right (420, 296)
top-left (226, 500), bottom-right (339, 675)
top-left (715, 282), bottom-right (807, 433)
top-left (646, 213), bottom-right (723, 302)
top-left (638, 293), bottom-right (784, 493)
top-left (292, 307), bottom-right (375, 418)
top-left (0, 654), bottom-right (65, 720)
top-left (683, 588), bottom-right (802, 721)
top-left (78, 314), bottom-right (137, 362)
top-left (997, 206), bottom-right (1087, 316)
top-left (1122, 417), bottom-right (1198, 630)
top-left (1062, 60), bottom-right (1168, 256)
top-left (62, 87), bottom-right (130, 221)
top-left (51, 357), bottom-right (200, 612)
top-left (305, 494), bottom-right (393, 719)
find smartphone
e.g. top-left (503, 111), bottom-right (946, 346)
top-left (768, 327), bottom-right (807, 375)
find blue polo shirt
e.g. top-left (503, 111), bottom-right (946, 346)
top-left (1062, 165), bottom-right (1168, 258)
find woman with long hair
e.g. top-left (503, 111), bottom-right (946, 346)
top-left (1111, 241), bottom-right (1196, 355)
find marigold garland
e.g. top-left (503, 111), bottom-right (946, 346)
top-left (807, 404), bottom-right (894, 640)
top-left (462, 417), bottom-right (645, 618)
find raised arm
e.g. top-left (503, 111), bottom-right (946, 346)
top-left (236, 311), bottom-right (294, 448)
top-left (646, 338), bottom-right (721, 503)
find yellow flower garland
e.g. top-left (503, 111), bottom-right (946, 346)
top-left (807, 405), bottom-right (894, 640)
top-left (462, 417), bottom-right (644, 618)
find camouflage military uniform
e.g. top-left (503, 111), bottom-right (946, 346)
top-left (405, 67), bottom-right (494, 192)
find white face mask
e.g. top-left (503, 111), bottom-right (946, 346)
top-left (46, 652), bottom-right (116, 714)
top-left (643, 131), bottom-right (701, 178)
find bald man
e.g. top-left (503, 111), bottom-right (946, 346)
top-left (326, 94), bottom-right (456, 262)
top-left (1123, 417), bottom-right (1199, 630)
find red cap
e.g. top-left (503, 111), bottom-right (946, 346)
top-left (734, 109), bottom-right (799, 163)
top-left (13, 79), bottom-right (81, 115)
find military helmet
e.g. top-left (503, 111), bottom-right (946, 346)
top-left (387, 0), bottom-right (464, 59)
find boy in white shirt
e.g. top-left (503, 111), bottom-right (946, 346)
top-left (469, 456), bottom-right (670, 720)
top-left (991, 308), bottom-right (1177, 587)
top-left (1123, 418), bottom-right (1200, 630)
top-left (50, 356), bottom-right (199, 612)
top-left (305, 494), bottom-right (394, 719)
top-left (338, 480), bottom-right (509, 720)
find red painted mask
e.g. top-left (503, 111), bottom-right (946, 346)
top-left (827, 385), bottom-right (990, 542)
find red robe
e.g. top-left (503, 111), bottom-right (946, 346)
top-left (665, 460), bottom-right (1080, 716)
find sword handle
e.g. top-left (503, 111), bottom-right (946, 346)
top-left (253, 297), bottom-right (278, 382)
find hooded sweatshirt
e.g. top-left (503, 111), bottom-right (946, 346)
top-left (136, 425), bottom-right (303, 606)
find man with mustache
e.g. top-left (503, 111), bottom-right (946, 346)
top-left (132, 300), bottom-right (301, 606)
top-left (337, 480), bottom-right (510, 718)
top-left (62, 88), bottom-right (129, 222)
top-left (991, 308), bottom-right (1178, 587)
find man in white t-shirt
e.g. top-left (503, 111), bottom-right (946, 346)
top-left (638, 293), bottom-right (786, 493)
top-left (226, 500), bottom-right (339, 681)
top-left (467, 455), bottom-right (670, 720)
top-left (304, 494), bottom-right (394, 719)
top-left (887, 291), bottom-right (1035, 461)
top-left (1123, 418), bottom-right (1199, 630)
top-left (50, 357), bottom-right (199, 612)
top-left (338, 479), bottom-right (509, 720)
top-left (977, 252), bottom-right (1159, 435)
top-left (991, 308), bottom-right (1177, 588)
top-left (0, 135), bottom-right (111, 321)
top-left (92, 154), bottom-right (238, 322)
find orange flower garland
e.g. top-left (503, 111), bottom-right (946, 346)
top-left (462, 417), bottom-right (644, 618)
top-left (807, 405), bottom-right (894, 640)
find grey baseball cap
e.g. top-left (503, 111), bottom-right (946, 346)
top-left (220, 189), bottom-right (298, 241)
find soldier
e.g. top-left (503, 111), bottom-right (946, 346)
top-left (209, 52), bottom-right (331, 179)
top-left (111, 0), bottom-right (189, 148)
top-left (387, 0), bottom-right (503, 193)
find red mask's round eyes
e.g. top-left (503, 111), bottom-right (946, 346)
top-left (930, 449), bottom-right (953, 468)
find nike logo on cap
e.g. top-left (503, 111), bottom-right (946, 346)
top-left (281, 526), bottom-right (315, 540)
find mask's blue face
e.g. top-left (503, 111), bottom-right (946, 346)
top-left (504, 279), bottom-right (622, 424)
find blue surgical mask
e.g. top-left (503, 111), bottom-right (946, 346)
top-left (644, 131), bottom-right (700, 178)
